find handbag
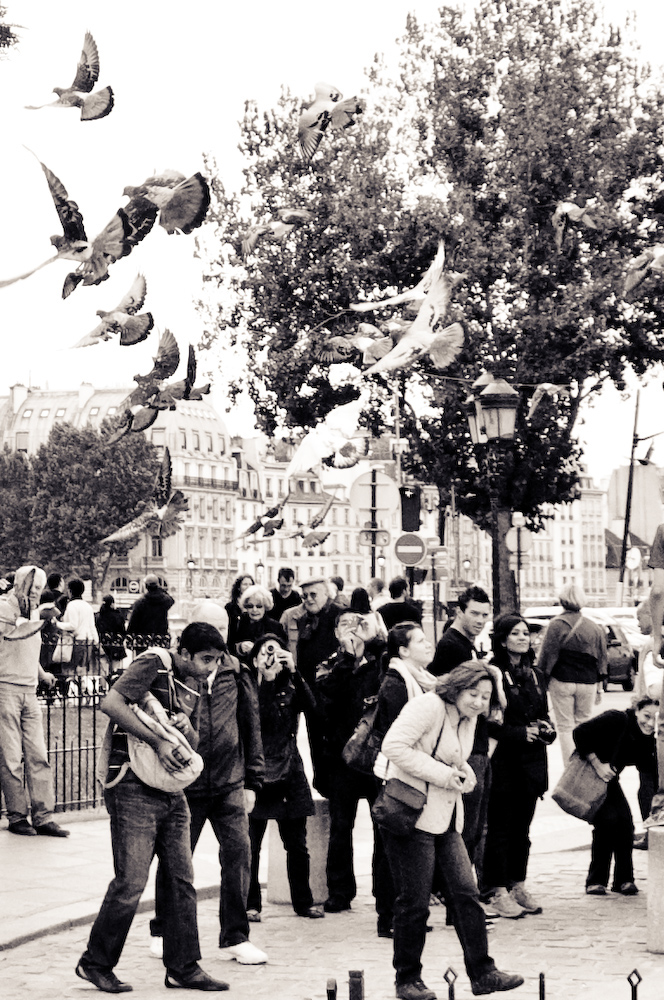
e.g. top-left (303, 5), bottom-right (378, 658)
top-left (51, 635), bottom-right (74, 664)
top-left (342, 695), bottom-right (382, 775)
top-left (371, 777), bottom-right (428, 836)
top-left (551, 749), bottom-right (610, 822)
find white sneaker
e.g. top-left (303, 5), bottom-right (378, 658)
top-left (218, 940), bottom-right (267, 964)
top-left (149, 936), bottom-right (163, 958)
top-left (489, 887), bottom-right (526, 919)
top-left (510, 882), bottom-right (542, 914)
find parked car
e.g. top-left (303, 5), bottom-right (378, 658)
top-left (525, 610), bottom-right (637, 691)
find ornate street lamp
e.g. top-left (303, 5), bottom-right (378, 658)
top-left (186, 557), bottom-right (196, 592)
top-left (464, 373), bottom-right (520, 615)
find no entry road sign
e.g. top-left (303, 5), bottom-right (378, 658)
top-left (394, 533), bottom-right (427, 567)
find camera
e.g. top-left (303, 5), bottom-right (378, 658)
top-left (536, 720), bottom-right (557, 745)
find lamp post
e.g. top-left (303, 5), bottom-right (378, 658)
top-left (464, 373), bottom-right (520, 616)
top-left (186, 557), bottom-right (196, 593)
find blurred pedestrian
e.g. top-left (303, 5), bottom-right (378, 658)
top-left (225, 574), bottom-right (255, 652)
top-left (350, 587), bottom-right (388, 641)
top-left (379, 577), bottom-right (422, 630)
top-left (64, 578), bottom-right (99, 672)
top-left (126, 574), bottom-right (174, 655)
top-left (270, 566), bottom-right (302, 621)
top-left (95, 595), bottom-right (127, 674)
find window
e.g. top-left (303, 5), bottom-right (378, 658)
top-left (39, 409), bottom-right (49, 418)
top-left (310, 481), bottom-right (317, 493)
top-left (152, 428), bottom-right (165, 447)
top-left (332, 509), bottom-right (338, 525)
top-left (108, 406), bottom-right (117, 416)
top-left (193, 432), bottom-right (200, 451)
top-left (22, 409), bottom-right (32, 419)
top-left (180, 429), bottom-right (187, 449)
top-left (266, 478), bottom-right (273, 497)
top-left (151, 537), bottom-right (163, 557)
top-left (344, 509), bottom-right (350, 525)
top-left (212, 499), bottom-right (219, 520)
top-left (206, 433), bottom-right (213, 452)
top-left (278, 479), bottom-right (285, 497)
top-left (16, 432), bottom-right (28, 452)
top-left (89, 407), bottom-right (100, 416)
top-left (218, 436), bottom-right (226, 455)
top-left (199, 499), bottom-right (206, 521)
top-left (225, 499), bottom-right (232, 520)
top-left (298, 480), bottom-right (305, 492)
top-left (112, 577), bottom-right (128, 591)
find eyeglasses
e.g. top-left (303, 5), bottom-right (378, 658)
top-left (244, 603), bottom-right (263, 610)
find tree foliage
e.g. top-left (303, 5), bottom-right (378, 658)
top-left (0, 6), bottom-right (19, 54)
top-left (0, 424), bottom-right (159, 586)
top-left (200, 0), bottom-right (664, 542)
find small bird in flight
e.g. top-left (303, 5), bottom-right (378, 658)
top-left (527, 383), bottom-right (570, 419)
top-left (73, 274), bottom-right (153, 348)
top-left (350, 242), bottom-right (447, 314)
top-left (317, 323), bottom-right (393, 365)
top-left (25, 31), bottom-right (114, 121)
top-left (624, 244), bottom-right (664, 294)
top-left (298, 82), bottom-right (365, 161)
top-left (552, 200), bottom-right (599, 250)
top-left (240, 208), bottom-right (313, 258)
top-left (101, 449), bottom-right (189, 546)
top-left (122, 171), bottom-right (211, 235)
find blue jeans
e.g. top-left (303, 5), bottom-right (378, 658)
top-left (383, 826), bottom-right (495, 986)
top-left (0, 686), bottom-right (54, 826)
top-left (82, 773), bottom-right (200, 974)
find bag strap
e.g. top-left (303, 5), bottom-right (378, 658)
top-left (145, 646), bottom-right (177, 714)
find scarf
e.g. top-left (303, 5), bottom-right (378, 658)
top-left (388, 656), bottom-right (438, 697)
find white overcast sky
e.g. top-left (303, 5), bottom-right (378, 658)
top-left (0, 0), bottom-right (663, 482)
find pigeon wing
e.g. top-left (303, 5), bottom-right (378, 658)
top-left (130, 406), bottom-right (160, 433)
top-left (362, 337), bottom-right (393, 365)
top-left (318, 337), bottom-right (358, 363)
top-left (149, 329), bottom-right (181, 382)
top-left (427, 322), bottom-right (464, 370)
top-left (40, 161), bottom-right (87, 242)
top-left (298, 110), bottom-right (331, 161)
top-left (240, 225), bottom-right (270, 258)
top-left (158, 173), bottom-right (211, 234)
top-left (119, 313), bottom-right (154, 347)
top-left (72, 321), bottom-right (109, 348)
top-left (102, 507), bottom-right (160, 546)
top-left (329, 96), bottom-right (365, 130)
top-left (116, 274), bottom-right (148, 315)
top-left (69, 32), bottom-right (100, 92)
top-left (153, 447), bottom-right (172, 507)
top-left (81, 85), bottom-right (114, 121)
top-left (277, 208), bottom-right (313, 225)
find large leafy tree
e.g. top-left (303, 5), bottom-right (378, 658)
top-left (29, 423), bottom-right (159, 589)
top-left (0, 447), bottom-right (33, 571)
top-left (200, 0), bottom-right (664, 607)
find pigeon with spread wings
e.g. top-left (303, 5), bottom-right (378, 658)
top-left (73, 274), bottom-right (153, 347)
top-left (350, 242), bottom-right (447, 314)
top-left (317, 323), bottom-right (394, 365)
top-left (240, 209), bottom-right (313, 258)
top-left (285, 399), bottom-right (365, 478)
top-left (0, 158), bottom-right (157, 296)
top-left (122, 171), bottom-right (211, 235)
top-left (25, 31), bottom-right (114, 121)
top-left (298, 82), bottom-right (365, 161)
top-left (101, 448), bottom-right (189, 547)
top-left (552, 200), bottom-right (599, 250)
top-left (624, 244), bottom-right (664, 294)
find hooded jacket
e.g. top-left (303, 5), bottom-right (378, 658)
top-left (0, 566), bottom-right (47, 688)
top-left (126, 587), bottom-right (175, 640)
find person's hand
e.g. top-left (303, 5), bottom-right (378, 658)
top-left (459, 763), bottom-right (476, 793)
top-left (525, 723), bottom-right (540, 743)
top-left (591, 759), bottom-right (615, 783)
top-left (41, 671), bottom-right (56, 690)
top-left (170, 711), bottom-right (191, 735)
top-left (156, 740), bottom-right (187, 773)
top-left (244, 789), bottom-right (256, 813)
top-left (238, 641), bottom-right (254, 655)
top-left (279, 650), bottom-right (295, 673)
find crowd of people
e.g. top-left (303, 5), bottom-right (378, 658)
top-left (0, 563), bottom-right (661, 999)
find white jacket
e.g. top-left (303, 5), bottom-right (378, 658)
top-left (380, 691), bottom-right (477, 835)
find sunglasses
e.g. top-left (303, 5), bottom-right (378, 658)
top-left (244, 603), bottom-right (264, 610)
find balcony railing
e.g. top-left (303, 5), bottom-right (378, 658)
top-left (176, 476), bottom-right (239, 490)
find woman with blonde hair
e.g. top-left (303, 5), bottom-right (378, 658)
top-left (233, 584), bottom-right (286, 663)
top-left (537, 582), bottom-right (608, 763)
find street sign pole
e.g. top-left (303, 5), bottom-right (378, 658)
top-left (431, 552), bottom-right (438, 646)
top-left (371, 468), bottom-right (377, 578)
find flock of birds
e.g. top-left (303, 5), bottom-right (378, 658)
top-left (5, 33), bottom-right (664, 553)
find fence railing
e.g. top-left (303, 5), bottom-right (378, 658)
top-left (1, 634), bottom-right (172, 815)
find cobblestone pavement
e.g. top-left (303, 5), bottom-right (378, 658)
top-left (0, 845), bottom-right (661, 1000)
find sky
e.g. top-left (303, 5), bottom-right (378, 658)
top-left (0, 0), bottom-right (664, 483)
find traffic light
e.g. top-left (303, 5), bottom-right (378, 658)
top-left (399, 485), bottom-right (421, 531)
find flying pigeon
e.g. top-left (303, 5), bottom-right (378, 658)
top-left (73, 274), bottom-right (153, 347)
top-left (318, 323), bottom-right (393, 365)
top-left (322, 438), bottom-right (370, 469)
top-left (106, 333), bottom-right (210, 444)
top-left (298, 82), bottom-right (365, 161)
top-left (288, 489), bottom-right (338, 540)
top-left (101, 448), bottom-right (189, 546)
top-left (232, 501), bottom-right (288, 543)
top-left (552, 200), bottom-right (599, 250)
top-left (122, 171), bottom-right (211, 235)
top-left (0, 158), bottom-right (157, 296)
top-left (624, 244), bottom-right (664, 294)
top-left (360, 268), bottom-right (466, 377)
top-left (25, 32), bottom-right (114, 121)
top-left (350, 242), bottom-right (447, 313)
top-left (240, 208), bottom-right (313, 258)
top-left (285, 399), bottom-right (365, 478)
top-left (527, 382), bottom-right (570, 419)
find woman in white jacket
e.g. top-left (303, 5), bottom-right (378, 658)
top-left (379, 662), bottom-right (524, 1000)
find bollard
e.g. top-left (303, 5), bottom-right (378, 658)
top-left (348, 970), bottom-right (364, 1000)
top-left (327, 978), bottom-right (337, 1000)
top-left (627, 969), bottom-right (642, 1000)
top-left (539, 972), bottom-right (545, 999)
top-left (647, 827), bottom-right (664, 951)
top-left (444, 967), bottom-right (458, 1000)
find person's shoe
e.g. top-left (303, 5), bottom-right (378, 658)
top-left (488, 888), bottom-right (525, 919)
top-left (479, 900), bottom-right (500, 920)
top-left (396, 978), bottom-right (437, 1000)
top-left (149, 936), bottom-right (163, 958)
top-left (585, 884), bottom-right (607, 895)
top-left (165, 965), bottom-right (229, 990)
top-left (246, 909), bottom-right (261, 922)
top-left (218, 940), bottom-right (267, 964)
top-left (377, 917), bottom-right (393, 938)
top-left (471, 970), bottom-right (524, 995)
top-left (323, 896), bottom-right (351, 913)
top-left (510, 882), bottom-right (542, 915)
top-left (76, 960), bottom-right (133, 993)
top-left (633, 831), bottom-right (648, 850)
top-left (35, 820), bottom-right (70, 837)
top-left (297, 905), bottom-right (325, 918)
top-left (613, 881), bottom-right (639, 896)
top-left (644, 806), bottom-right (664, 828)
top-left (7, 819), bottom-right (37, 836)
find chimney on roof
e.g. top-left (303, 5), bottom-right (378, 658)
top-left (78, 382), bottom-right (95, 409)
top-left (9, 384), bottom-right (28, 414)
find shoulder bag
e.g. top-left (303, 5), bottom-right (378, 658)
top-left (551, 749), bottom-right (610, 822)
top-left (371, 720), bottom-right (446, 837)
top-left (342, 695), bottom-right (382, 775)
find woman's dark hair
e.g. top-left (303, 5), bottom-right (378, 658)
top-left (633, 695), bottom-right (659, 712)
top-left (230, 574), bottom-right (255, 605)
top-left (435, 661), bottom-right (499, 713)
top-left (68, 578), bottom-right (85, 599)
top-left (491, 613), bottom-right (534, 668)
top-left (179, 622), bottom-right (226, 656)
top-left (387, 622), bottom-right (422, 660)
top-left (101, 594), bottom-right (115, 609)
top-left (350, 587), bottom-right (372, 614)
top-left (47, 573), bottom-right (62, 591)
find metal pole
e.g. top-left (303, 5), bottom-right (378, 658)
top-left (619, 392), bottom-right (640, 602)
top-left (432, 553), bottom-right (438, 645)
top-left (370, 468), bottom-right (377, 578)
top-left (516, 526), bottom-right (522, 615)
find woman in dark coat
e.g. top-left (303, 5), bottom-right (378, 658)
top-left (482, 613), bottom-right (555, 918)
top-left (233, 585), bottom-right (286, 663)
top-left (225, 573), bottom-right (255, 652)
top-left (95, 595), bottom-right (127, 670)
top-left (573, 696), bottom-right (658, 896)
top-left (246, 633), bottom-right (322, 920)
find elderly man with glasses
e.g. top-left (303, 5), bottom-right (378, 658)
top-left (315, 609), bottom-right (391, 919)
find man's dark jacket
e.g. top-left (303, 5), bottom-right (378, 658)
top-left (126, 587), bottom-right (175, 641)
top-left (296, 598), bottom-right (343, 688)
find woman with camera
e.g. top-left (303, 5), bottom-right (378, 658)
top-left (482, 613), bottom-right (555, 919)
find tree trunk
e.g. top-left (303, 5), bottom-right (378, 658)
top-left (495, 507), bottom-right (518, 615)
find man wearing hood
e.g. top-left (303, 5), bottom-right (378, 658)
top-left (126, 574), bottom-right (175, 654)
top-left (0, 565), bottom-right (69, 837)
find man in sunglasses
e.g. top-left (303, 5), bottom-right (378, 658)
top-left (315, 610), bottom-right (389, 918)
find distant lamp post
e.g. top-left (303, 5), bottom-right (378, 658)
top-left (462, 557), bottom-right (472, 581)
top-left (465, 373), bottom-right (520, 616)
top-left (256, 559), bottom-right (265, 582)
top-left (186, 557), bottom-right (196, 592)
top-left (377, 551), bottom-right (386, 573)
